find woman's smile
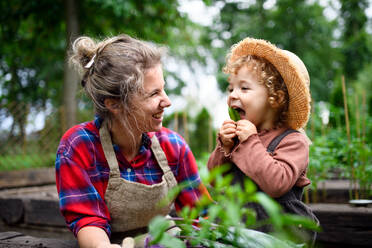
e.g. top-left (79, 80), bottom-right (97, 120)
top-left (152, 111), bottom-right (164, 122)
top-left (137, 64), bottom-right (171, 132)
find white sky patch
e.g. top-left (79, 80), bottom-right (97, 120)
top-left (318, 101), bottom-right (330, 125)
top-left (164, 53), bottom-right (228, 128)
top-left (263, 0), bottom-right (276, 10)
top-left (176, 0), bottom-right (229, 127)
top-left (25, 102), bottom-right (54, 135)
top-left (178, 0), bottom-right (221, 26)
top-left (315, 0), bottom-right (340, 21)
top-left (366, 2), bottom-right (372, 33)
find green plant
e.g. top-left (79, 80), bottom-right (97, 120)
top-left (308, 99), bottom-right (372, 200)
top-left (228, 107), bottom-right (240, 121)
top-left (148, 166), bottom-right (319, 248)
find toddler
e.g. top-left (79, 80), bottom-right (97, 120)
top-left (207, 37), bottom-right (318, 244)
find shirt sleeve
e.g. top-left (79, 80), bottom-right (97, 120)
top-left (171, 135), bottom-right (211, 211)
top-left (207, 138), bottom-right (231, 171)
top-left (55, 137), bottom-right (111, 237)
top-left (230, 132), bottom-right (309, 198)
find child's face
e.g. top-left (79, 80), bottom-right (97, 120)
top-left (227, 65), bottom-right (276, 130)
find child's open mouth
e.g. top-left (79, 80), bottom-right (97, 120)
top-left (232, 107), bottom-right (245, 119)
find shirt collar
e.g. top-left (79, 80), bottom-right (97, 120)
top-left (94, 115), bottom-right (103, 130)
top-left (95, 115), bottom-right (152, 150)
top-left (141, 133), bottom-right (152, 150)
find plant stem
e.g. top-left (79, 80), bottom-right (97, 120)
top-left (183, 111), bottom-right (189, 143)
top-left (341, 76), bottom-right (357, 200)
top-left (354, 93), bottom-right (360, 139)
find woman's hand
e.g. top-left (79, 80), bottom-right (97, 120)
top-left (78, 226), bottom-right (121, 248)
top-left (97, 242), bottom-right (121, 248)
top-left (218, 120), bottom-right (237, 154)
top-left (236, 120), bottom-right (257, 143)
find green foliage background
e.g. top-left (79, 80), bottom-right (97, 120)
top-left (1, 0), bottom-right (371, 197)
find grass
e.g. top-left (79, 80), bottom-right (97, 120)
top-left (0, 153), bottom-right (56, 171)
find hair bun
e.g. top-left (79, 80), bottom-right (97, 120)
top-left (69, 36), bottom-right (97, 75)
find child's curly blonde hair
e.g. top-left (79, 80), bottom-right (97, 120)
top-left (223, 55), bottom-right (289, 127)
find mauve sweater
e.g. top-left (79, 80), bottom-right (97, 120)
top-left (207, 127), bottom-right (311, 198)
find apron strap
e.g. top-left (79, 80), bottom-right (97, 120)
top-left (99, 119), bottom-right (121, 178)
top-left (150, 135), bottom-right (177, 187)
top-left (150, 135), bottom-right (171, 174)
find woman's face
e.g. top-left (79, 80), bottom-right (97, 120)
top-left (132, 64), bottom-right (171, 132)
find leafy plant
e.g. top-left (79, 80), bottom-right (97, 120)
top-left (307, 99), bottom-right (372, 201)
top-left (228, 107), bottom-right (240, 122)
top-left (147, 166), bottom-right (319, 248)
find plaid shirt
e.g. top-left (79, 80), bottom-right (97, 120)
top-left (56, 116), bottom-right (206, 237)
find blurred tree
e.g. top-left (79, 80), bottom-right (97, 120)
top-left (0, 0), bottom-right (65, 143)
top-left (329, 0), bottom-right (371, 125)
top-left (202, 0), bottom-right (340, 101)
top-left (64, 0), bottom-right (79, 129)
top-left (190, 107), bottom-right (214, 158)
top-left (0, 0), bottom-right (203, 137)
top-left (339, 0), bottom-right (371, 81)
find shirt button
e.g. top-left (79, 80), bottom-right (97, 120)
top-left (127, 168), bottom-right (132, 173)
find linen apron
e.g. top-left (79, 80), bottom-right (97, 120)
top-left (99, 121), bottom-right (178, 244)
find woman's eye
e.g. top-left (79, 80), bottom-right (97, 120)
top-left (241, 87), bottom-right (250, 90)
top-left (149, 91), bottom-right (159, 97)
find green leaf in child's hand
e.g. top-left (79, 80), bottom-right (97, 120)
top-left (228, 107), bottom-right (240, 121)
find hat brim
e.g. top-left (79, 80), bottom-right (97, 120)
top-left (228, 38), bottom-right (311, 130)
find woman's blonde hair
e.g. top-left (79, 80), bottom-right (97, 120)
top-left (223, 55), bottom-right (289, 127)
top-left (69, 34), bottom-right (165, 137)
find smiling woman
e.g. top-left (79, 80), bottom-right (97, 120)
top-left (55, 34), bottom-right (210, 248)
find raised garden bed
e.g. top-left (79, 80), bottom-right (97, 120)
top-left (306, 180), bottom-right (372, 247)
top-left (310, 203), bottom-right (372, 247)
top-left (0, 168), bottom-right (76, 247)
top-left (1, 169), bottom-right (372, 247)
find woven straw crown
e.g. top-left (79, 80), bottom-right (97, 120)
top-left (228, 37), bottom-right (311, 130)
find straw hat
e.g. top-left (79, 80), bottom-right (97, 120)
top-left (227, 37), bottom-right (311, 130)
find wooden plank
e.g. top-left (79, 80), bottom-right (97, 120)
top-left (23, 199), bottom-right (65, 227)
top-left (310, 203), bottom-right (372, 246)
top-left (0, 232), bottom-right (24, 240)
top-left (0, 185), bottom-right (64, 227)
top-left (0, 185), bottom-right (58, 200)
top-left (308, 180), bottom-right (353, 203)
top-left (0, 198), bottom-right (24, 224)
top-left (0, 168), bottom-right (55, 189)
top-left (0, 232), bottom-right (78, 248)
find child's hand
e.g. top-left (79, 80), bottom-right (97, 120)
top-left (218, 120), bottom-right (237, 154)
top-left (236, 120), bottom-right (257, 142)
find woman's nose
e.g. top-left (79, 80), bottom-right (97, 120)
top-left (160, 90), bottom-right (171, 108)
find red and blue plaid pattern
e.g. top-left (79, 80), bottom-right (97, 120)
top-left (55, 116), bottom-right (205, 237)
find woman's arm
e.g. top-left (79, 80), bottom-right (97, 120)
top-left (55, 127), bottom-right (112, 237)
top-left (77, 226), bottom-right (120, 248)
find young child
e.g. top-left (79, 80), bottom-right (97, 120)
top-left (207, 37), bottom-right (318, 243)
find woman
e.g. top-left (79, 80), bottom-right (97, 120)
top-left (55, 34), bottom-right (209, 248)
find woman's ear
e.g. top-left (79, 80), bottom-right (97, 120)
top-left (104, 98), bottom-right (122, 115)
